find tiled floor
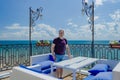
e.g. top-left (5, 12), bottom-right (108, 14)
top-left (1, 76), bottom-right (86, 80)
top-left (0, 71), bottom-right (86, 80)
top-left (1, 78), bottom-right (9, 80)
top-left (1, 75), bottom-right (86, 80)
top-left (2, 75), bottom-right (86, 80)
top-left (63, 73), bottom-right (86, 80)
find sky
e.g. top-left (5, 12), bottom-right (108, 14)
top-left (0, 0), bottom-right (120, 40)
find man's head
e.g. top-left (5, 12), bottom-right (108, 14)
top-left (59, 29), bottom-right (64, 38)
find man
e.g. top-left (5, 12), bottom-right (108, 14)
top-left (51, 29), bottom-right (72, 79)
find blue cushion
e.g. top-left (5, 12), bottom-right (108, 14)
top-left (38, 60), bottom-right (54, 70)
top-left (49, 55), bottom-right (55, 61)
top-left (19, 64), bottom-right (27, 68)
top-left (92, 72), bottom-right (112, 80)
top-left (83, 75), bottom-right (95, 80)
top-left (42, 67), bottom-right (56, 74)
top-left (88, 64), bottom-right (109, 75)
top-left (42, 68), bottom-right (51, 74)
top-left (19, 65), bottom-right (42, 73)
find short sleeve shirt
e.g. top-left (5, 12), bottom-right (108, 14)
top-left (53, 37), bottom-right (67, 55)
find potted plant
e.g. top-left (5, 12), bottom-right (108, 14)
top-left (36, 40), bottom-right (50, 46)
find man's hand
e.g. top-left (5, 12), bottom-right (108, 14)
top-left (51, 43), bottom-right (56, 60)
top-left (68, 54), bottom-right (72, 59)
top-left (52, 54), bottom-right (56, 60)
top-left (66, 44), bottom-right (72, 59)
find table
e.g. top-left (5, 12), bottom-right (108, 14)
top-left (51, 57), bottom-right (98, 80)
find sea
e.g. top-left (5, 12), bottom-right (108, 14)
top-left (0, 40), bottom-right (110, 45)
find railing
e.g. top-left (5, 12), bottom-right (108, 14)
top-left (0, 44), bottom-right (51, 71)
top-left (69, 44), bottom-right (120, 60)
top-left (0, 44), bottom-right (120, 71)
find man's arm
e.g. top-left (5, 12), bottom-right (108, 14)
top-left (51, 43), bottom-right (56, 59)
top-left (66, 44), bottom-right (72, 59)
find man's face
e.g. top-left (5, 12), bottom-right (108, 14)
top-left (59, 30), bottom-right (64, 37)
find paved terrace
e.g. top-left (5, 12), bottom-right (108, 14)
top-left (0, 70), bottom-right (86, 80)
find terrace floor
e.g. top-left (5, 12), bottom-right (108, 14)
top-left (1, 78), bottom-right (9, 80)
top-left (0, 70), bottom-right (87, 80)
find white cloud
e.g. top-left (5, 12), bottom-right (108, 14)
top-left (95, 0), bottom-right (105, 6)
top-left (95, 24), bottom-right (106, 31)
top-left (0, 22), bottom-right (92, 40)
top-left (110, 0), bottom-right (120, 3)
top-left (67, 22), bottom-right (73, 26)
top-left (85, 0), bottom-right (88, 3)
top-left (0, 22), bottom-right (117, 40)
top-left (1, 22), bottom-right (120, 40)
top-left (5, 23), bottom-right (28, 30)
top-left (94, 16), bottom-right (99, 20)
top-left (94, 21), bottom-right (120, 40)
top-left (67, 20), bottom-right (78, 28)
top-left (66, 14), bottom-right (120, 40)
top-left (108, 9), bottom-right (120, 33)
top-left (66, 25), bottom-right (91, 39)
top-left (0, 23), bottom-right (58, 40)
top-left (66, 19), bottom-right (92, 40)
top-left (95, 0), bottom-right (120, 7)
top-left (110, 9), bottom-right (120, 23)
top-left (32, 24), bottom-right (57, 40)
top-left (0, 23), bottom-right (28, 40)
top-left (1, 13), bottom-right (120, 40)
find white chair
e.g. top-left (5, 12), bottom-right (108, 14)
top-left (10, 53), bottom-right (71, 80)
top-left (83, 59), bottom-right (120, 80)
top-left (30, 53), bottom-right (69, 65)
top-left (10, 67), bottom-right (62, 80)
top-left (30, 53), bottom-right (72, 77)
top-left (0, 72), bottom-right (10, 79)
top-left (97, 59), bottom-right (119, 70)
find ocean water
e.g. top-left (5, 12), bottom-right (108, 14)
top-left (0, 40), bottom-right (110, 45)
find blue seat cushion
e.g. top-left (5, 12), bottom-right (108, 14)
top-left (38, 60), bottom-right (54, 70)
top-left (83, 75), bottom-right (95, 80)
top-left (92, 72), bottom-right (112, 80)
top-left (42, 67), bottom-right (56, 74)
top-left (49, 55), bottom-right (55, 61)
top-left (19, 64), bottom-right (42, 73)
top-left (88, 64), bottom-right (109, 75)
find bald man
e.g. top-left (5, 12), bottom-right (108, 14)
top-left (51, 30), bottom-right (72, 79)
